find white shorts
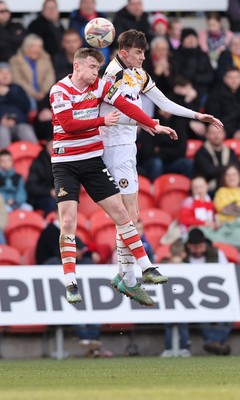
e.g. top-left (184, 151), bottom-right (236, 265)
top-left (102, 144), bottom-right (138, 195)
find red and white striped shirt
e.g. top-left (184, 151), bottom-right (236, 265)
top-left (50, 75), bottom-right (121, 163)
top-left (50, 75), bottom-right (157, 163)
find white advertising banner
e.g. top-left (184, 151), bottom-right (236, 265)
top-left (0, 264), bottom-right (240, 325)
top-left (8, 0), bottom-right (228, 13)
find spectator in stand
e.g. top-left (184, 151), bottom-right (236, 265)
top-left (137, 107), bottom-right (193, 182)
top-left (53, 29), bottom-right (83, 81)
top-left (9, 34), bottom-right (56, 109)
top-left (196, 165), bottom-right (240, 248)
top-left (149, 36), bottom-right (171, 93)
top-left (179, 176), bottom-right (216, 233)
top-left (217, 33), bottom-right (240, 80)
top-left (214, 164), bottom-right (240, 223)
top-left (150, 12), bottom-right (169, 37)
top-left (112, 0), bottom-right (152, 49)
top-left (194, 124), bottom-right (239, 195)
top-left (167, 18), bottom-right (182, 54)
top-left (227, 0), bottom-right (240, 33)
top-left (33, 93), bottom-right (53, 141)
top-left (69, 0), bottom-right (110, 67)
top-left (206, 67), bottom-right (240, 138)
top-left (198, 12), bottom-right (233, 69)
top-left (28, 0), bottom-right (65, 59)
top-left (184, 228), bottom-right (232, 356)
top-left (0, 0), bottom-right (25, 62)
top-left (0, 62), bottom-right (38, 148)
top-left (0, 193), bottom-right (7, 244)
top-left (160, 239), bottom-right (191, 358)
top-left (26, 140), bottom-right (57, 216)
top-left (171, 28), bottom-right (214, 107)
top-left (0, 149), bottom-right (32, 212)
top-left (169, 75), bottom-right (207, 139)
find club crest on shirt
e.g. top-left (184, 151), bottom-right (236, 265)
top-left (119, 178), bottom-right (129, 188)
top-left (83, 91), bottom-right (96, 101)
top-left (57, 187), bottom-right (68, 197)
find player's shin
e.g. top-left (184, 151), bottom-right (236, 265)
top-left (59, 234), bottom-right (77, 286)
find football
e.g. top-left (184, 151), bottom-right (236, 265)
top-left (84, 17), bottom-right (115, 48)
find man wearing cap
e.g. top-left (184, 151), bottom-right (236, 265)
top-left (184, 227), bottom-right (227, 263)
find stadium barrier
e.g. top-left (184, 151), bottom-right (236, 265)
top-left (0, 264), bottom-right (239, 358)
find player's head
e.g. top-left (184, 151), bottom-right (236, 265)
top-left (73, 48), bottom-right (105, 84)
top-left (117, 29), bottom-right (149, 69)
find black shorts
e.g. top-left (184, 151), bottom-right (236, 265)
top-left (52, 157), bottom-right (119, 203)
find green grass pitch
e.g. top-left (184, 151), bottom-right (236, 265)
top-left (0, 357), bottom-right (240, 400)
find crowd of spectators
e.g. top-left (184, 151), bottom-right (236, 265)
top-left (0, 0), bottom-right (240, 356)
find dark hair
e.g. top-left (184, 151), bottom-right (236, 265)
top-left (187, 228), bottom-right (206, 244)
top-left (63, 29), bottom-right (81, 38)
top-left (224, 66), bottom-right (240, 75)
top-left (74, 47), bottom-right (105, 65)
top-left (0, 149), bottom-right (12, 157)
top-left (220, 164), bottom-right (240, 187)
top-left (118, 29), bottom-right (149, 51)
top-left (206, 12), bottom-right (222, 22)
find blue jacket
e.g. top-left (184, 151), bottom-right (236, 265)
top-left (0, 83), bottom-right (30, 123)
top-left (0, 168), bottom-right (27, 207)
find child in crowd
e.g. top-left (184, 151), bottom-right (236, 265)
top-left (0, 149), bottom-right (32, 212)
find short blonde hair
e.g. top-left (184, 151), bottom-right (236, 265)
top-left (74, 47), bottom-right (105, 65)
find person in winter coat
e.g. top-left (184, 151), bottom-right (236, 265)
top-left (9, 34), bottom-right (55, 108)
top-left (0, 62), bottom-right (37, 148)
top-left (0, 149), bottom-right (32, 212)
top-left (0, 0), bottom-right (25, 62)
top-left (171, 28), bottom-right (214, 107)
top-left (28, 0), bottom-right (65, 59)
top-left (205, 67), bottom-right (240, 138)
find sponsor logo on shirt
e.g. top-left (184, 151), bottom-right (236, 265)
top-left (73, 107), bottom-right (99, 120)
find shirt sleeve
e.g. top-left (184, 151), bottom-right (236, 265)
top-left (145, 86), bottom-right (196, 119)
top-left (113, 95), bottom-right (157, 128)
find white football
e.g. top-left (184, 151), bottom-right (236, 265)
top-left (84, 17), bottom-right (115, 48)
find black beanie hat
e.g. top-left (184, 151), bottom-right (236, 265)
top-left (181, 28), bottom-right (198, 42)
top-left (187, 228), bottom-right (206, 244)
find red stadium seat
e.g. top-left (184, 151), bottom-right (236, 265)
top-left (214, 242), bottom-right (239, 264)
top-left (186, 139), bottom-right (203, 160)
top-left (140, 208), bottom-right (172, 251)
top-left (224, 139), bottom-right (240, 158)
top-left (76, 212), bottom-right (91, 244)
top-left (5, 210), bottom-right (45, 255)
top-left (7, 141), bottom-right (42, 181)
top-left (138, 175), bottom-right (155, 210)
top-left (23, 246), bottom-right (37, 265)
top-left (79, 186), bottom-right (100, 218)
top-left (89, 209), bottom-right (116, 251)
top-left (155, 244), bottom-right (171, 263)
top-left (153, 174), bottom-right (191, 219)
top-left (0, 245), bottom-right (22, 266)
